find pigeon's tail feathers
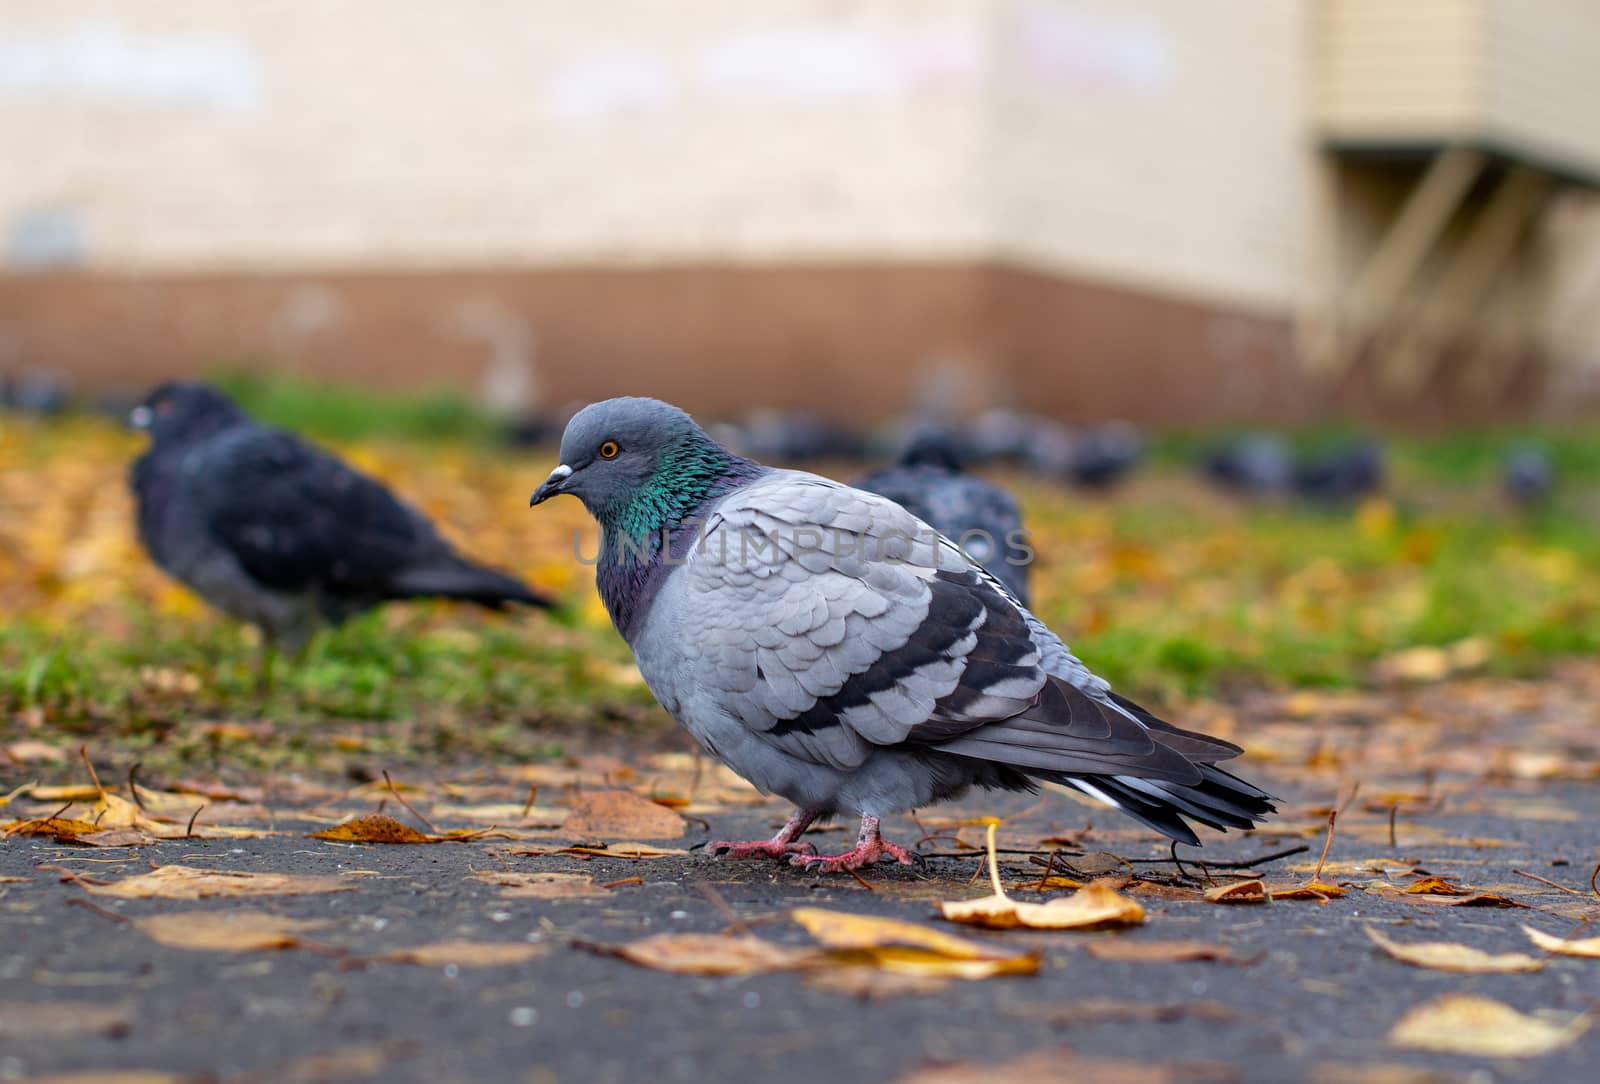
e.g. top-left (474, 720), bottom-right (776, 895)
top-left (1048, 765), bottom-right (1276, 846)
top-left (388, 554), bottom-right (556, 610)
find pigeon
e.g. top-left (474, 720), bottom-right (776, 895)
top-left (1200, 434), bottom-right (1293, 496)
top-left (853, 430), bottom-right (1032, 606)
top-left (130, 382), bottom-right (554, 676)
top-left (529, 398), bottom-right (1273, 872)
top-left (1291, 440), bottom-right (1384, 504)
top-left (1503, 446), bottom-right (1554, 508)
top-left (1059, 421), bottom-right (1144, 491)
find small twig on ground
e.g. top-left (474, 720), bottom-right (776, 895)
top-left (1387, 804), bottom-right (1398, 849)
top-left (66, 897), bottom-right (128, 924)
top-left (1591, 862), bottom-right (1599, 901)
top-left (487, 849), bottom-right (513, 872)
top-left (1033, 849), bottom-right (1059, 891)
top-left (1106, 843), bottom-right (1310, 870)
top-left (1336, 781), bottom-right (1362, 817)
top-left (1314, 811), bottom-right (1337, 883)
top-left (126, 762), bottom-right (147, 812)
top-left (382, 770), bottom-right (439, 835)
top-left (697, 882), bottom-right (752, 936)
top-left (602, 877), bottom-right (644, 890)
top-left (185, 804), bottom-right (206, 838)
top-left (78, 745), bottom-right (105, 799)
top-left (1169, 841), bottom-right (1193, 881)
top-left (519, 784), bottom-right (538, 819)
top-left (1511, 869), bottom-right (1588, 896)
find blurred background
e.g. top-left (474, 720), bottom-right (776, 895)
top-left (5, 0), bottom-right (1600, 424)
top-left (7, 1), bottom-right (1600, 761)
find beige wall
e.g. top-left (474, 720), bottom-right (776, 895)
top-left (0, 1), bottom-right (1312, 312)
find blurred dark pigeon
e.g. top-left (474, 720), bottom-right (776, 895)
top-left (729, 409), bottom-right (867, 464)
top-left (1200, 434), bottom-right (1293, 496)
top-left (854, 430), bottom-right (1031, 605)
top-left (1291, 440), bottom-right (1384, 504)
top-left (129, 382), bottom-right (554, 675)
top-left (966, 408), bottom-right (1038, 465)
top-left (1064, 421), bottom-right (1144, 490)
top-left (1, 368), bottom-right (73, 415)
top-left (1503, 446), bottom-right (1554, 508)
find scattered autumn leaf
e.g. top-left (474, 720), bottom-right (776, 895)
top-left (937, 825), bottom-right (1144, 931)
top-left (2, 816), bottom-right (128, 842)
top-left (1084, 940), bottom-right (1245, 964)
top-left (512, 841), bottom-right (688, 860)
top-left (470, 870), bottom-right (609, 899)
top-left (586, 933), bottom-right (817, 976)
top-left (376, 941), bottom-right (547, 967)
top-left (790, 906), bottom-right (1039, 979)
top-left (1389, 995), bottom-right (1589, 1057)
top-left (1522, 925), bottom-right (1600, 958)
top-left (78, 864), bottom-right (364, 899)
top-left (131, 911), bottom-right (331, 952)
top-left (560, 790), bottom-right (685, 840)
top-left (898, 1048), bottom-right (1178, 1084)
top-left (0, 1000), bottom-right (132, 1039)
top-left (1364, 928), bottom-right (1544, 973)
top-left (308, 814), bottom-right (493, 844)
top-left (1203, 879), bottom-right (1267, 904)
top-left (1262, 880), bottom-right (1346, 901)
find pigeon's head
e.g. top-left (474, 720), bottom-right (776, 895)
top-left (130, 382), bottom-right (246, 444)
top-left (530, 397), bottom-right (731, 522)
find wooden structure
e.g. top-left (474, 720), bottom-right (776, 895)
top-left (1305, 0), bottom-right (1600, 400)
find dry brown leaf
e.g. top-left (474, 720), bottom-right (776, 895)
top-left (1396, 890), bottom-right (1525, 909)
top-left (790, 907), bottom-right (1039, 978)
top-left (80, 864), bottom-right (363, 899)
top-left (804, 966), bottom-right (951, 999)
top-left (470, 870), bottom-right (609, 899)
top-left (560, 790), bottom-right (685, 840)
top-left (1403, 876), bottom-right (1467, 895)
top-left (26, 1074), bottom-right (184, 1084)
top-left (1262, 880), bottom-right (1346, 901)
top-left (1522, 925), bottom-right (1600, 958)
top-left (377, 941), bottom-right (547, 967)
top-left (898, 1048), bottom-right (1177, 1084)
top-left (308, 814), bottom-right (490, 844)
top-left (131, 910), bottom-right (330, 952)
top-left (1389, 995), bottom-right (1589, 1057)
top-left (589, 933), bottom-right (818, 976)
top-left (1364, 928), bottom-right (1544, 973)
top-left (937, 824), bottom-right (1144, 931)
top-left (1203, 879), bottom-right (1267, 904)
top-left (0, 1000), bottom-right (132, 1039)
top-left (2, 816), bottom-right (120, 842)
top-left (1084, 939), bottom-right (1243, 964)
top-left (511, 841), bottom-right (687, 860)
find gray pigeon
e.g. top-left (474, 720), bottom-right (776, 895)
top-left (530, 398), bottom-right (1273, 872)
top-left (854, 430), bottom-right (1031, 606)
top-left (131, 382), bottom-right (553, 677)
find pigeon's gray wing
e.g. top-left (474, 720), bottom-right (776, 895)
top-left (679, 472), bottom-right (1230, 787)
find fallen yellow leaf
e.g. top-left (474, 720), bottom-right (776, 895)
top-left (80, 864), bottom-right (363, 899)
top-left (588, 933), bottom-right (818, 976)
top-left (131, 911), bottom-right (330, 952)
top-left (1364, 928), bottom-right (1544, 973)
top-left (376, 941), bottom-right (547, 968)
top-left (560, 790), bottom-right (685, 840)
top-left (1261, 880), bottom-right (1346, 901)
top-left (937, 824), bottom-right (1144, 931)
top-left (470, 870), bottom-right (609, 899)
top-left (1203, 879), bottom-right (1267, 904)
top-left (1523, 925), bottom-right (1600, 958)
top-left (308, 813), bottom-right (491, 844)
top-left (1389, 995), bottom-right (1589, 1057)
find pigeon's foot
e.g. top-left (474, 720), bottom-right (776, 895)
top-left (711, 838), bottom-right (817, 860)
top-left (790, 815), bottom-right (915, 873)
top-left (710, 808), bottom-right (821, 861)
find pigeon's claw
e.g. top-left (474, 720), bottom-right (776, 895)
top-left (711, 838), bottom-right (818, 860)
top-left (789, 815), bottom-right (916, 872)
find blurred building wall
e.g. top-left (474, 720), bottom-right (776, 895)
top-left (2, 1), bottom-right (1599, 422)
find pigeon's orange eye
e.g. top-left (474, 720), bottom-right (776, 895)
top-left (598, 440), bottom-right (620, 460)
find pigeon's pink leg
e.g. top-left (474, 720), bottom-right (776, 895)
top-left (790, 815), bottom-right (915, 872)
top-left (710, 808), bottom-right (821, 860)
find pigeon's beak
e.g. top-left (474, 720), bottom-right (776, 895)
top-left (529, 464), bottom-right (573, 507)
top-left (128, 405), bottom-right (153, 430)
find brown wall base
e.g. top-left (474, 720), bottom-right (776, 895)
top-left (0, 262), bottom-right (1551, 425)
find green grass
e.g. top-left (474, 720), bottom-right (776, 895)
top-left (212, 368), bottom-right (501, 443)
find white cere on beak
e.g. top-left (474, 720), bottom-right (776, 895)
top-left (548, 464), bottom-right (573, 483)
